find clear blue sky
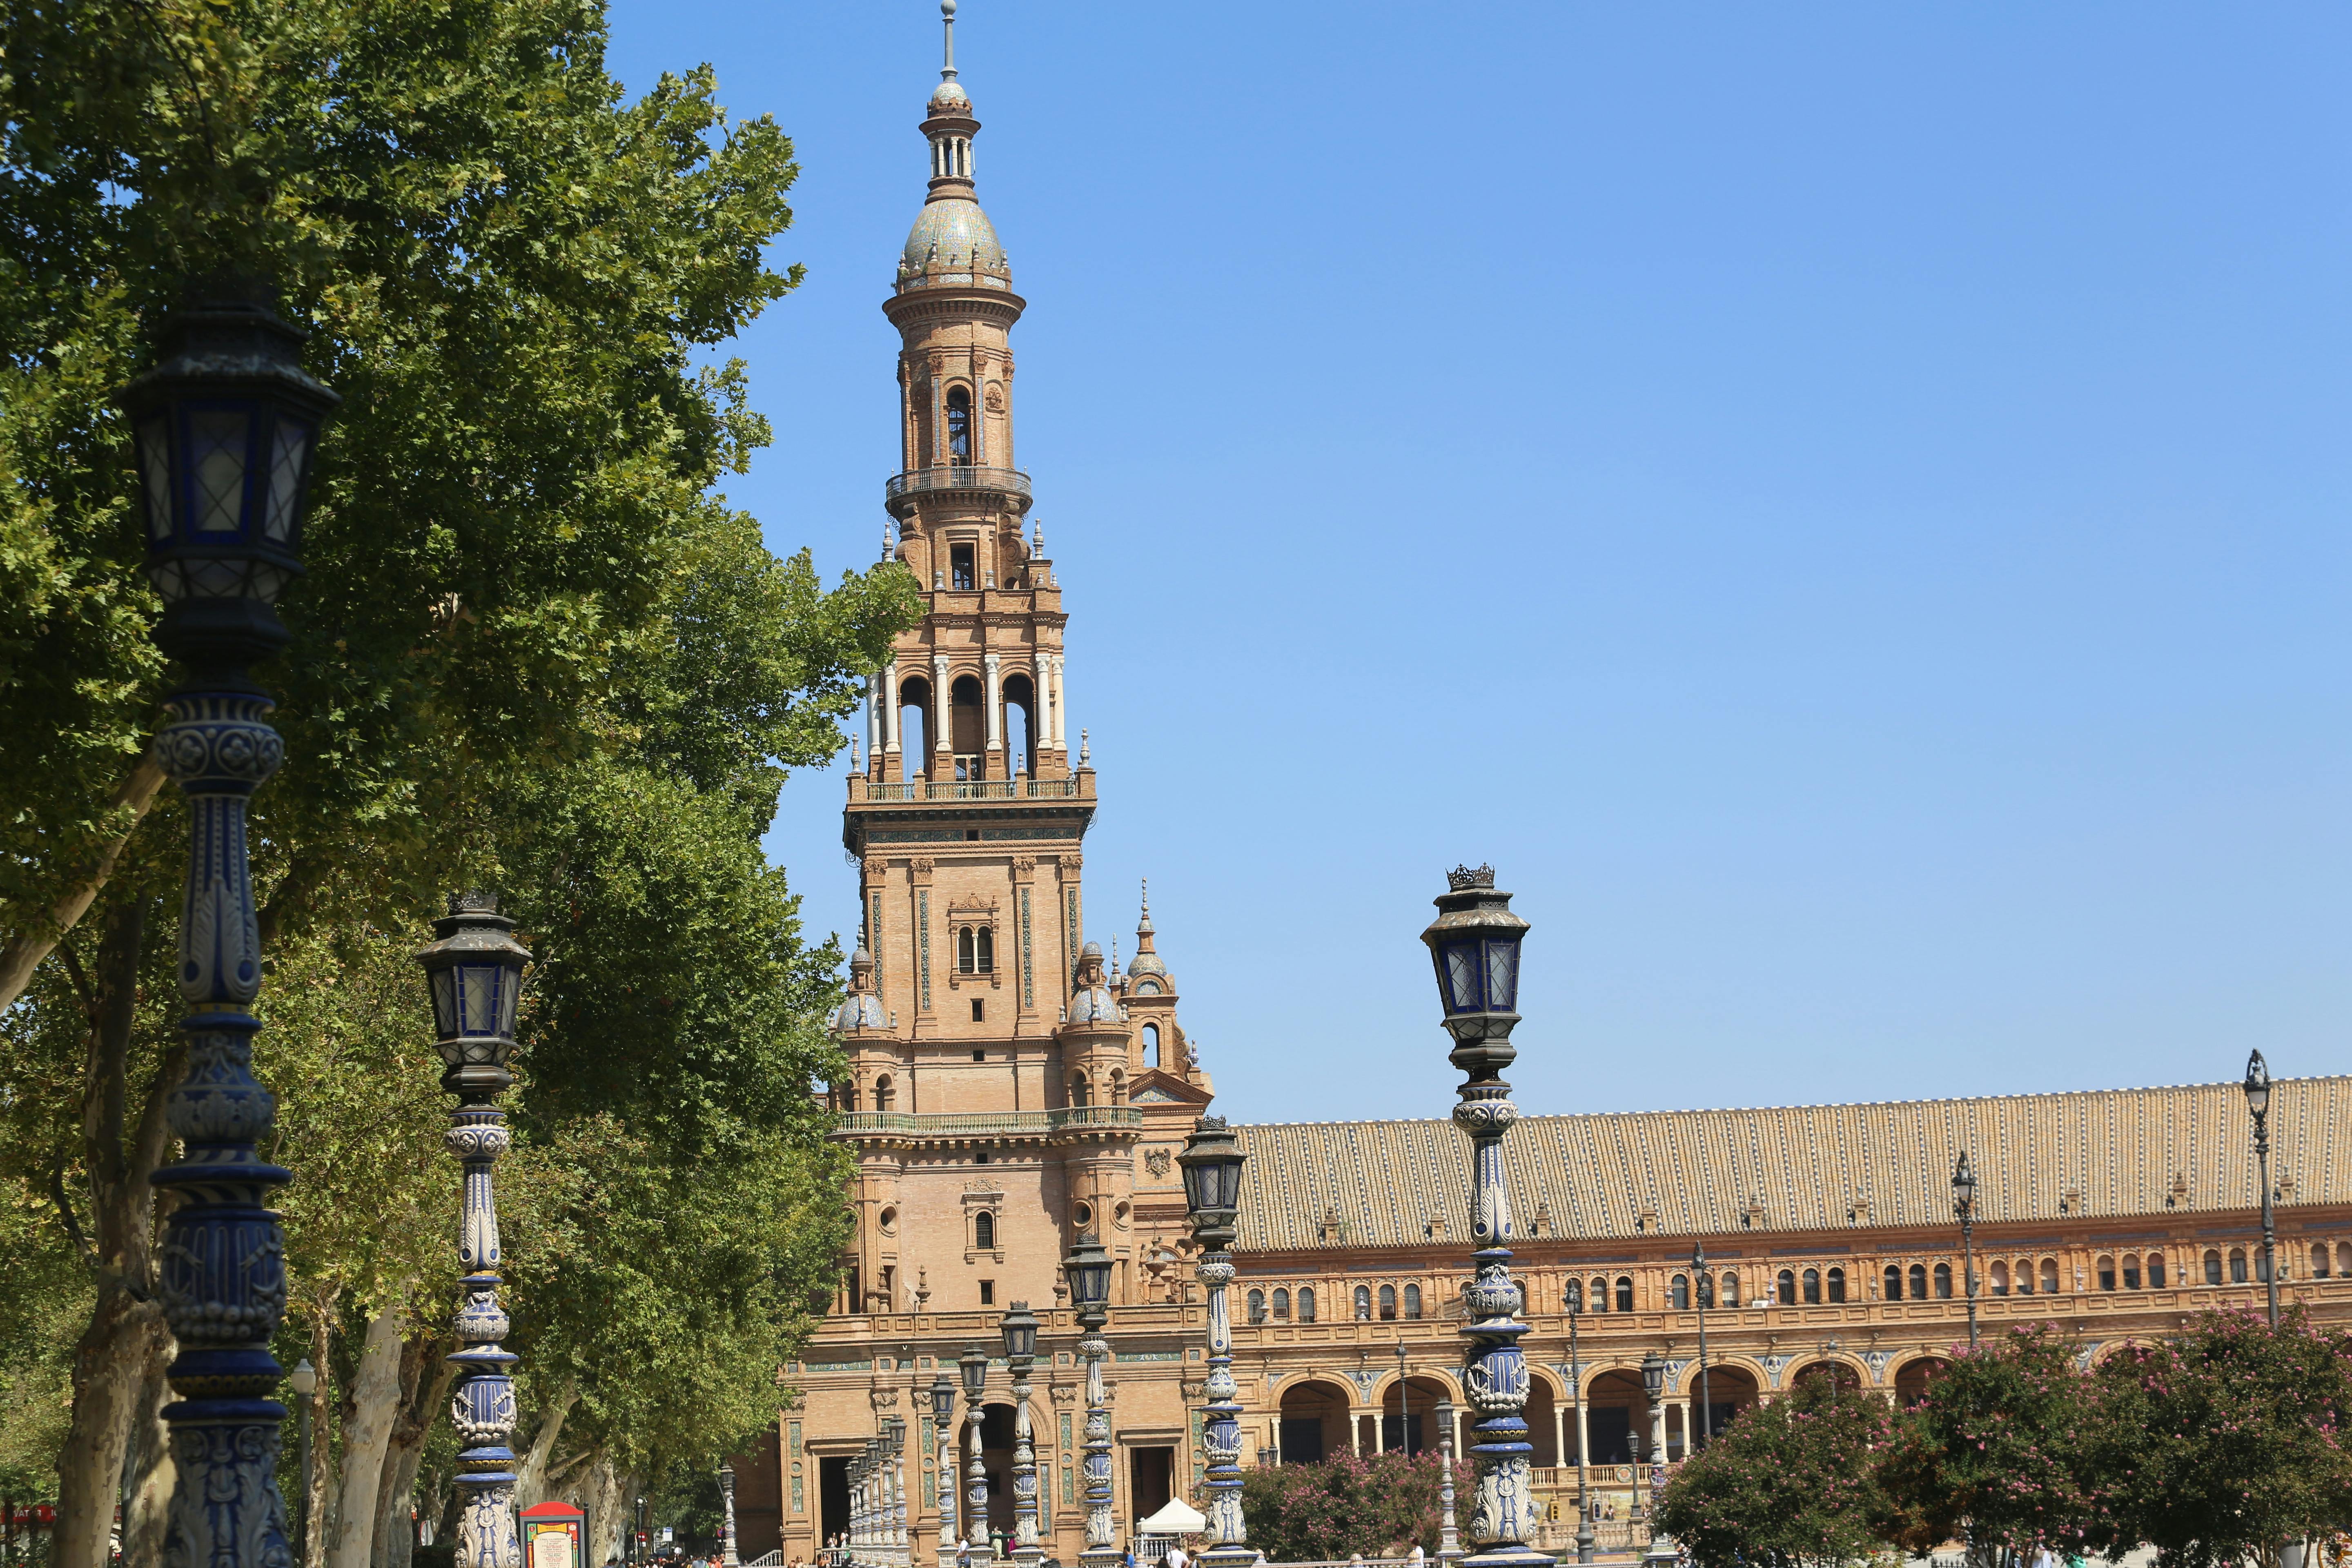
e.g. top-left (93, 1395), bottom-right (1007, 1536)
top-left (601, 2), bottom-right (2352, 1123)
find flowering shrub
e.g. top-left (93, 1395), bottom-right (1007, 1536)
top-left (2090, 1307), bottom-right (2352, 1568)
top-left (1231, 1451), bottom-right (1470, 1563)
top-left (1654, 1376), bottom-right (1893, 1568)
top-left (1875, 1322), bottom-right (2103, 1557)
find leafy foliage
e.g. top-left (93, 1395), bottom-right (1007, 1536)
top-left (2091, 1309), bottom-right (2352, 1568)
top-left (1875, 1325), bottom-right (2103, 1557)
top-left (1234, 1452), bottom-right (1469, 1563)
top-left (1654, 1374), bottom-right (1894, 1568)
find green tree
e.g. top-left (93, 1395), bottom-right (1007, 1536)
top-left (1874, 1325), bottom-right (2104, 1559)
top-left (1654, 1375), bottom-right (1895, 1568)
top-left (0, 1), bottom-right (920, 1560)
top-left (1234, 1452), bottom-right (1469, 1563)
top-left (2091, 1308), bottom-right (2352, 1568)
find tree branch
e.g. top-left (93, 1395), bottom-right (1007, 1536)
top-left (0, 753), bottom-right (167, 1014)
top-left (48, 1159), bottom-right (96, 1267)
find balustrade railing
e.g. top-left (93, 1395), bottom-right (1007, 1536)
top-left (860, 777), bottom-right (1086, 802)
top-left (835, 1106), bottom-right (1143, 1136)
top-left (885, 465), bottom-right (1032, 505)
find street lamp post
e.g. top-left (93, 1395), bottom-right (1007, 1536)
top-left (122, 284), bottom-right (339, 1568)
top-left (1419, 866), bottom-right (1549, 1568)
top-left (1178, 1116), bottom-right (1254, 1568)
top-left (1638, 1351), bottom-right (1667, 1497)
top-left (1567, 1283), bottom-right (1592, 1566)
top-left (720, 1462), bottom-right (740, 1568)
top-left (1951, 1152), bottom-right (1979, 1348)
top-left (1064, 1235), bottom-right (1119, 1568)
top-left (959, 1346), bottom-right (989, 1561)
top-left (999, 1305), bottom-right (1042, 1568)
top-left (1433, 1398), bottom-right (1462, 1564)
top-left (1691, 1243), bottom-right (1712, 1449)
top-left (887, 1415), bottom-right (910, 1564)
top-left (417, 893), bottom-right (533, 1568)
top-left (2245, 1051), bottom-right (2281, 1327)
top-left (291, 1358), bottom-right (318, 1562)
top-left (1397, 1342), bottom-right (1412, 1455)
top-left (636, 1497), bottom-right (648, 1568)
top-left (932, 1373), bottom-right (960, 1568)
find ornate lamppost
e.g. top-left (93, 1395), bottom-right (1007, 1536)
top-left (1433, 1397), bottom-right (1462, 1563)
top-left (1691, 1241), bottom-right (1712, 1447)
top-left (932, 1373), bottom-right (960, 1568)
top-left (1566, 1281), bottom-right (1593, 1565)
top-left (720, 1461), bottom-right (740, 1568)
top-left (959, 1346), bottom-right (990, 1560)
top-left (1064, 1235), bottom-right (1118, 1568)
top-left (1637, 1351), bottom-right (1675, 1566)
top-left (2245, 1050), bottom-right (2281, 1327)
top-left (122, 284), bottom-right (338, 1568)
top-left (886, 1414), bottom-right (910, 1564)
top-left (418, 893), bottom-right (532, 1568)
top-left (999, 1305), bottom-right (1042, 1568)
top-left (1178, 1116), bottom-right (1254, 1568)
top-left (1951, 1152), bottom-right (1979, 1348)
top-left (1419, 866), bottom-right (1548, 1568)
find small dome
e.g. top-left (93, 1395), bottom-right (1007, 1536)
top-left (928, 78), bottom-right (971, 115)
top-left (903, 196), bottom-right (1005, 276)
top-left (1068, 983), bottom-right (1123, 1025)
top-left (1125, 949), bottom-right (1166, 978)
top-left (834, 992), bottom-right (886, 1032)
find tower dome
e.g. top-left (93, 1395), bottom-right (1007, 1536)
top-left (1067, 941), bottom-right (1125, 1025)
top-left (898, 0), bottom-right (1011, 289)
top-left (831, 944), bottom-right (887, 1033)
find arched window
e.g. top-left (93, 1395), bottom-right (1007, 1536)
top-left (2314, 1244), bottom-right (2332, 1279)
top-left (1070, 1073), bottom-right (1091, 1107)
top-left (1933, 1262), bottom-right (1953, 1299)
top-left (1720, 1272), bottom-right (1740, 1307)
top-left (2014, 1258), bottom-right (2035, 1295)
top-left (1354, 1286), bottom-right (1372, 1321)
top-left (898, 673), bottom-right (933, 758)
top-left (1777, 1269), bottom-right (1796, 1305)
top-left (2339, 1243), bottom-right (2352, 1278)
top-left (1826, 1267), bottom-right (1847, 1304)
top-left (1143, 1023), bottom-right (1160, 1068)
top-left (1403, 1284), bottom-right (1423, 1319)
top-left (1802, 1268), bottom-right (1821, 1305)
top-left (2039, 1258), bottom-right (2059, 1294)
top-left (1272, 1289), bottom-right (1291, 1321)
top-left (2147, 1254), bottom-right (2166, 1287)
top-left (1247, 1290), bottom-right (1267, 1324)
top-left (946, 385), bottom-right (972, 461)
top-left (1590, 1276), bottom-right (1610, 1314)
top-left (958, 927), bottom-right (977, 973)
top-left (1908, 1263), bottom-right (1927, 1299)
top-left (1614, 1276), bottom-right (1634, 1312)
top-left (974, 1212), bottom-right (996, 1250)
top-left (2258, 1249), bottom-right (2273, 1283)
top-left (1298, 1287), bottom-right (1316, 1323)
top-left (840, 1082), bottom-right (859, 1113)
top-left (1990, 1261), bottom-right (2009, 1296)
top-left (2229, 1248), bottom-right (2248, 1284)
top-left (1670, 1274), bottom-right (1690, 1310)
top-left (2204, 1249), bottom-right (2223, 1285)
top-left (976, 926), bottom-right (993, 973)
top-left (2097, 1254), bottom-right (2117, 1292)
top-left (1109, 1068), bottom-right (1126, 1105)
top-left (1884, 1265), bottom-right (1903, 1301)
top-left (2121, 1255), bottom-right (2141, 1291)
top-left (875, 1075), bottom-right (894, 1112)
top-left (1378, 1285), bottom-right (1398, 1321)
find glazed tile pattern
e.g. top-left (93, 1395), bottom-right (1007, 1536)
top-left (1232, 1076), bottom-right (2351, 1252)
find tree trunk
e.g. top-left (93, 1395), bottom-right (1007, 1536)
top-left (331, 1301), bottom-right (412, 1568)
top-left (120, 1329), bottom-right (178, 1566)
top-left (51, 897), bottom-right (176, 1568)
top-left (0, 754), bottom-right (166, 1013)
top-left (514, 1376), bottom-right (580, 1511)
top-left (302, 1302), bottom-right (339, 1568)
top-left (583, 1457), bottom-right (633, 1568)
top-left (373, 1330), bottom-right (455, 1568)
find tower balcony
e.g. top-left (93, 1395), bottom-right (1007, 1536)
top-left (832, 1105), bottom-right (1143, 1144)
top-left (884, 464), bottom-right (1033, 517)
top-left (858, 774), bottom-right (1087, 803)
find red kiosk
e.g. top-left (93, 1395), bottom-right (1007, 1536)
top-left (519, 1501), bottom-right (588, 1568)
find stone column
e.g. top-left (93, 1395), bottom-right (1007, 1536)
top-left (1010, 1353), bottom-right (1041, 1568)
top-left (933, 654), bottom-right (953, 762)
top-left (884, 661), bottom-right (901, 757)
top-left (984, 652), bottom-right (1004, 767)
top-left (1045, 654), bottom-right (1064, 750)
top-left (965, 1383), bottom-right (989, 1560)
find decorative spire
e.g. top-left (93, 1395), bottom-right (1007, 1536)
top-left (940, 0), bottom-right (957, 82)
top-left (1079, 727), bottom-right (1090, 766)
top-left (882, 519), bottom-right (894, 562)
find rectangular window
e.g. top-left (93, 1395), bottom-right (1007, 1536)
top-left (980, 1279), bottom-right (995, 1305)
top-left (952, 544), bottom-right (977, 590)
top-left (972, 998), bottom-right (985, 1022)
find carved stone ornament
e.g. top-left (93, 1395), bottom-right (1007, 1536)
top-left (864, 859), bottom-right (889, 879)
top-left (1144, 1149), bottom-right (1173, 1178)
top-left (984, 383), bottom-right (1006, 412)
top-left (1012, 856), bottom-right (1036, 875)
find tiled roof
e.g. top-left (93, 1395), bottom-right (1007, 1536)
top-left (1232, 1076), bottom-right (2352, 1253)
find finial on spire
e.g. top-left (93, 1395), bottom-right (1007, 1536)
top-left (1032, 519), bottom-right (1043, 557)
top-left (941, 0), bottom-right (958, 80)
top-left (882, 519), bottom-right (893, 562)
top-left (1140, 877), bottom-right (1149, 916)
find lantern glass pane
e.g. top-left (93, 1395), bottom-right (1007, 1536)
top-left (188, 409), bottom-right (251, 533)
top-left (431, 969), bottom-right (457, 1038)
top-left (460, 964), bottom-right (499, 1036)
top-left (1182, 1163), bottom-right (1208, 1214)
top-left (1485, 937), bottom-right (1519, 1011)
top-left (185, 559), bottom-right (250, 598)
top-left (1444, 943), bottom-right (1479, 1012)
top-left (263, 419), bottom-right (309, 542)
top-left (138, 420), bottom-right (173, 541)
top-left (1219, 1158), bottom-right (1243, 1209)
top-left (499, 971), bottom-right (520, 1035)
